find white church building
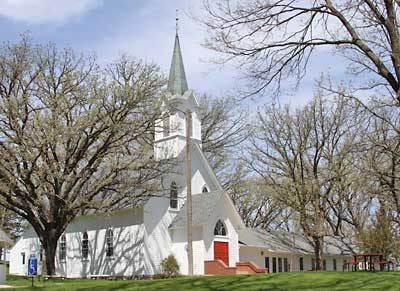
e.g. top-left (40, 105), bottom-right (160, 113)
top-left (9, 32), bottom-right (352, 278)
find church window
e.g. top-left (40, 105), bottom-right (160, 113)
top-left (188, 113), bottom-right (193, 137)
top-left (59, 235), bottom-right (66, 261)
top-left (299, 257), bottom-right (304, 271)
top-left (82, 232), bottom-right (89, 259)
top-left (214, 220), bottom-right (227, 236)
top-left (21, 252), bottom-right (25, 265)
top-left (169, 109), bottom-right (178, 133)
top-left (202, 186), bottom-right (209, 193)
top-left (170, 181), bottom-right (178, 209)
top-left (106, 229), bottom-right (113, 257)
top-left (163, 113), bottom-right (170, 137)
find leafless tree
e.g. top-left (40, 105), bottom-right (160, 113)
top-left (199, 94), bottom-right (249, 185)
top-left (246, 92), bottom-right (361, 270)
top-left (363, 105), bottom-right (400, 225)
top-left (200, 0), bottom-right (400, 102)
top-left (227, 162), bottom-right (291, 229)
top-left (0, 37), bottom-right (168, 275)
top-left (0, 207), bottom-right (23, 241)
top-left (200, 0), bottom-right (400, 259)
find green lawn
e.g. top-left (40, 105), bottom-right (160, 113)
top-left (5, 272), bottom-right (400, 291)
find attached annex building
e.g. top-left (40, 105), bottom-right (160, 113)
top-left (10, 32), bottom-right (352, 277)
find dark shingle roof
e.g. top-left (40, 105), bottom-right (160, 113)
top-left (169, 190), bottom-right (224, 229)
top-left (239, 228), bottom-right (300, 254)
top-left (239, 228), bottom-right (354, 256)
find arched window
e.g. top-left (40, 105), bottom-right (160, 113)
top-left (214, 220), bottom-right (227, 236)
top-left (170, 181), bottom-right (178, 209)
top-left (82, 232), bottom-right (89, 259)
top-left (59, 235), bottom-right (66, 261)
top-left (163, 113), bottom-right (170, 137)
top-left (106, 229), bottom-right (113, 257)
top-left (202, 186), bottom-right (209, 193)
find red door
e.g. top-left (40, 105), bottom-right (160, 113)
top-left (214, 241), bottom-right (229, 266)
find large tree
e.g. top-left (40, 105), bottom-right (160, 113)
top-left (363, 105), bottom-right (400, 226)
top-left (357, 206), bottom-right (400, 258)
top-left (0, 38), bottom-right (167, 275)
top-left (227, 162), bottom-right (290, 230)
top-left (200, 0), bottom-right (400, 104)
top-left (199, 94), bottom-right (249, 186)
top-left (200, 0), bottom-right (400, 251)
top-left (247, 93), bottom-right (361, 270)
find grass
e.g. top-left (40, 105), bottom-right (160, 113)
top-left (4, 272), bottom-right (400, 291)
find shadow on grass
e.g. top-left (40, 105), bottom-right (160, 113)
top-left (6, 272), bottom-right (400, 291)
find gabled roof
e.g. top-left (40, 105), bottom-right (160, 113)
top-left (192, 143), bottom-right (222, 191)
top-left (167, 33), bottom-right (188, 95)
top-left (169, 190), bottom-right (224, 229)
top-left (167, 90), bottom-right (200, 109)
top-left (239, 228), bottom-right (354, 256)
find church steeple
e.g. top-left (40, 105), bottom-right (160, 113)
top-left (154, 25), bottom-right (203, 161)
top-left (167, 32), bottom-right (188, 95)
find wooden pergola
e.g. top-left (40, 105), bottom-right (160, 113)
top-left (343, 253), bottom-right (395, 272)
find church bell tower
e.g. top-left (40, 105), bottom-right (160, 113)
top-left (154, 30), bottom-right (202, 160)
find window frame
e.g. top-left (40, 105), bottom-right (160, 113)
top-left (82, 232), bottom-right (89, 260)
top-left (213, 220), bottom-right (227, 236)
top-left (162, 112), bottom-right (170, 138)
top-left (59, 235), bottom-right (66, 262)
top-left (202, 185), bottom-right (209, 193)
top-left (169, 181), bottom-right (178, 209)
top-left (272, 257), bottom-right (277, 273)
top-left (105, 228), bottom-right (114, 258)
top-left (265, 257), bottom-right (270, 271)
top-left (299, 257), bottom-right (304, 271)
top-left (278, 257), bottom-right (282, 272)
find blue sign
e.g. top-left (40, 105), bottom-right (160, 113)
top-left (28, 256), bottom-right (37, 276)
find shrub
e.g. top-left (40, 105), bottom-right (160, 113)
top-left (152, 273), bottom-right (168, 280)
top-left (160, 255), bottom-right (180, 277)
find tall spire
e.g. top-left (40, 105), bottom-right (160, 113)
top-left (167, 12), bottom-right (188, 95)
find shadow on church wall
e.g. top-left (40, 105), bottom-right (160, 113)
top-left (54, 209), bottom-right (146, 277)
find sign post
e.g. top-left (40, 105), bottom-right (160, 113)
top-left (27, 255), bottom-right (37, 287)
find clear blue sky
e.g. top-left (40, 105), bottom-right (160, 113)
top-left (0, 0), bottom-right (347, 106)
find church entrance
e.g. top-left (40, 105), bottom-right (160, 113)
top-left (214, 241), bottom-right (229, 266)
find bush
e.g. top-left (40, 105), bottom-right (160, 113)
top-left (152, 273), bottom-right (168, 280)
top-left (160, 255), bottom-right (180, 277)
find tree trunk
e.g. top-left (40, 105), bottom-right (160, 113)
top-left (40, 229), bottom-right (60, 276)
top-left (313, 236), bottom-right (323, 271)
